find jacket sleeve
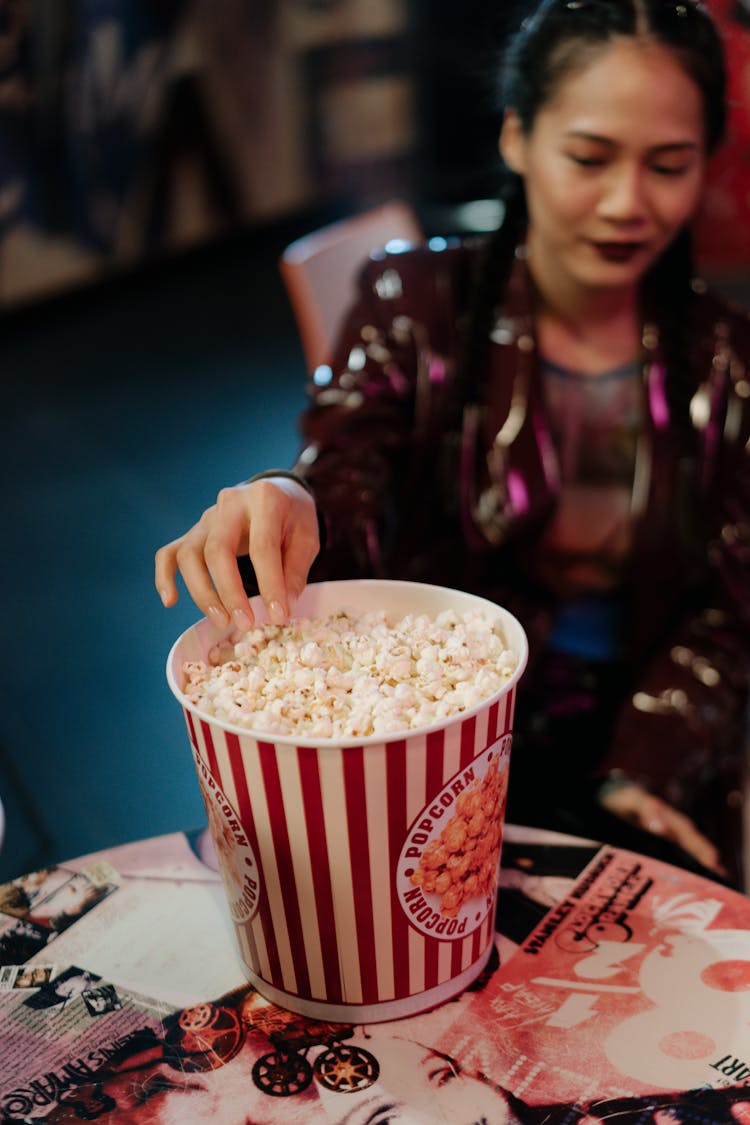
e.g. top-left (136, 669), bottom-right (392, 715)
top-left (292, 244), bottom-right (469, 579)
top-left (596, 299), bottom-right (750, 877)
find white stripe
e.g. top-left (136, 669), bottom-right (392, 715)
top-left (318, 747), bottom-right (363, 1004)
top-left (439, 938), bottom-right (453, 984)
top-left (405, 733), bottom-right (427, 825)
top-left (408, 925), bottom-right (425, 995)
top-left (212, 731), bottom-right (239, 812)
top-left (476, 703), bottom-right (491, 754)
top-left (242, 741), bottom-right (298, 994)
top-left (236, 920), bottom-right (252, 967)
top-left (364, 743), bottom-right (395, 1001)
top-left (276, 746), bottom-right (327, 999)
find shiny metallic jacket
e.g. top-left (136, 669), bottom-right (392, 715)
top-left (294, 238), bottom-right (750, 880)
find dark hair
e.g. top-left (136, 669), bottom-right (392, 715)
top-left (461, 0), bottom-right (728, 460)
top-left (503, 0), bottom-right (726, 152)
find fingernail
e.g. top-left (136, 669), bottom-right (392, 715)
top-left (268, 600), bottom-right (286, 625)
top-left (232, 608), bottom-right (253, 631)
top-left (159, 589), bottom-right (170, 606)
top-left (207, 604), bottom-right (229, 626)
top-left (647, 817), bottom-right (666, 834)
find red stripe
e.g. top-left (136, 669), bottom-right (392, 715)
top-left (386, 739), bottom-right (411, 1000)
top-left (459, 714), bottom-right (477, 771)
top-left (510, 684), bottom-right (517, 727)
top-left (471, 921), bottom-right (482, 964)
top-left (199, 719), bottom-right (220, 776)
top-left (297, 746), bottom-right (343, 1003)
top-left (423, 730), bottom-right (446, 991)
top-left (503, 689), bottom-right (514, 734)
top-left (483, 913), bottom-right (493, 959)
top-left (257, 741), bottom-right (311, 999)
top-left (450, 937), bottom-right (464, 982)
top-left (185, 710), bottom-right (199, 754)
top-left (487, 701), bottom-right (500, 747)
top-left (225, 733), bottom-right (280, 988)
top-left (342, 747), bottom-right (379, 1004)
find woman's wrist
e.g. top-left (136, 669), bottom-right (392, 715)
top-left (595, 769), bottom-right (644, 803)
top-left (242, 469), bottom-right (314, 496)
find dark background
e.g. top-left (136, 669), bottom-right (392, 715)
top-left (0, 0), bottom-right (518, 881)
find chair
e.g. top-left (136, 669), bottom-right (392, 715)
top-left (279, 200), bottom-right (423, 373)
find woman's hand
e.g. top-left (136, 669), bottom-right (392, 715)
top-left (154, 477), bottom-right (320, 628)
top-left (598, 779), bottom-right (726, 877)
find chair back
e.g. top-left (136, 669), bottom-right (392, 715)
top-left (279, 200), bottom-right (423, 372)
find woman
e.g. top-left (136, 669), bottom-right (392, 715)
top-left (155, 0), bottom-right (750, 886)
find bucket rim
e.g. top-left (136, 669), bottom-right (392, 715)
top-left (166, 578), bottom-right (529, 749)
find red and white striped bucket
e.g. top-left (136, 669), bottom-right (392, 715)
top-left (167, 580), bottom-right (528, 1022)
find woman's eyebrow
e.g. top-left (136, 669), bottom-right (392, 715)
top-left (333, 1097), bottom-right (400, 1125)
top-left (364, 1102), bottom-right (398, 1120)
top-left (564, 129), bottom-right (701, 153)
top-left (648, 141), bottom-right (702, 154)
top-left (365, 1102), bottom-right (399, 1124)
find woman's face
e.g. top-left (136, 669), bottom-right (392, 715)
top-left (314, 1035), bottom-right (516, 1124)
top-left (500, 36), bottom-right (708, 300)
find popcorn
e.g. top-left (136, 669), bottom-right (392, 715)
top-left (410, 757), bottom-right (508, 917)
top-left (182, 606), bottom-right (517, 739)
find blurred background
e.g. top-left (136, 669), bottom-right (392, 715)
top-left (2, 0), bottom-right (750, 881)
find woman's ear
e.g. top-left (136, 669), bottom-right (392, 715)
top-left (499, 110), bottom-right (527, 175)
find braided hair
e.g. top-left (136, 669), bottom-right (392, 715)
top-left (460, 0), bottom-right (728, 461)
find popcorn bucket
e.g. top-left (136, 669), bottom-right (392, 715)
top-left (167, 579), bottom-right (528, 1022)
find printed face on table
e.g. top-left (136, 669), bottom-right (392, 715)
top-left (13, 965), bottom-right (51, 988)
top-left (500, 37), bottom-right (707, 299)
top-left (313, 1034), bottom-right (519, 1125)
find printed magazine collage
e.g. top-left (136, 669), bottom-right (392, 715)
top-left (1, 829), bottom-right (750, 1123)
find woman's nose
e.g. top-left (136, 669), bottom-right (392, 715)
top-left (599, 165), bottom-right (648, 222)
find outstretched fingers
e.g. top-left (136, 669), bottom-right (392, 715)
top-left (154, 491), bottom-right (254, 627)
top-left (155, 477), bottom-right (320, 629)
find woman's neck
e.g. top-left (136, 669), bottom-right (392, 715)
top-left (526, 252), bottom-right (642, 375)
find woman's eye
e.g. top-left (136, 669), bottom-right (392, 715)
top-left (370, 1110), bottom-right (398, 1124)
top-left (651, 164), bottom-right (690, 177)
top-left (428, 1063), bottom-right (461, 1087)
top-left (569, 154), bottom-right (604, 167)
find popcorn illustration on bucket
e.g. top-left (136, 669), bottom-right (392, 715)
top-left (397, 738), bottom-right (511, 939)
top-left (167, 579), bottom-right (528, 1022)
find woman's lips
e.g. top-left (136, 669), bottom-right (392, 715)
top-left (591, 240), bottom-right (646, 263)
